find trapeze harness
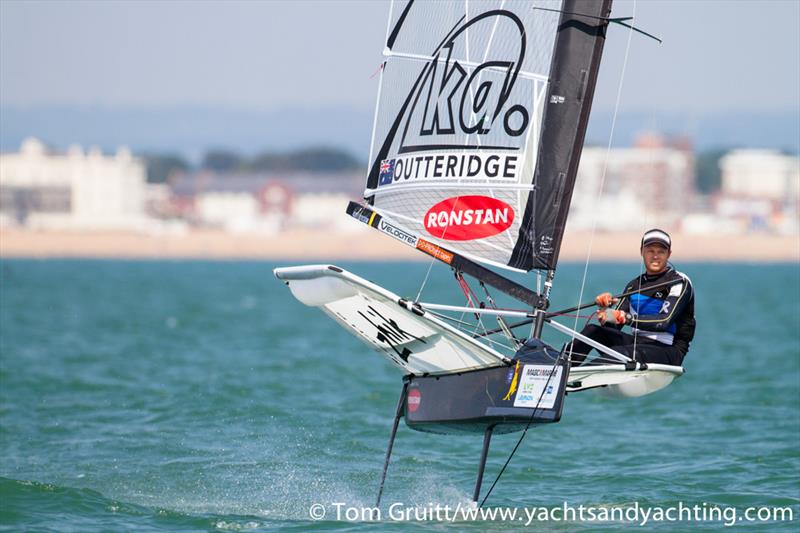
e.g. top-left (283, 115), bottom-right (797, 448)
top-left (570, 266), bottom-right (696, 366)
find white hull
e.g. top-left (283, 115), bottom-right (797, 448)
top-left (275, 265), bottom-right (684, 398)
top-left (567, 363), bottom-right (684, 398)
top-left (274, 264), bottom-right (509, 375)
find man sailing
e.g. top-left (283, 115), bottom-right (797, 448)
top-left (569, 229), bottom-right (696, 367)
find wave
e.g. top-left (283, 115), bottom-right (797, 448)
top-left (0, 477), bottom-right (279, 532)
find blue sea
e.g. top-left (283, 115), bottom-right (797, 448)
top-left (1, 260), bottom-right (798, 531)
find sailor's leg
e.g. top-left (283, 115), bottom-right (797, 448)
top-left (564, 324), bottom-right (600, 364)
top-left (620, 343), bottom-right (685, 365)
top-left (566, 325), bottom-right (631, 365)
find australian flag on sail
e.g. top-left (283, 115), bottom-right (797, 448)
top-left (378, 159), bottom-right (395, 186)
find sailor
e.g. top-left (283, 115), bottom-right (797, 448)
top-left (568, 229), bottom-right (696, 366)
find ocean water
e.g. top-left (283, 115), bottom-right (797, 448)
top-left (0, 259), bottom-right (798, 532)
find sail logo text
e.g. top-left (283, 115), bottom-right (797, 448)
top-left (404, 9), bottom-right (530, 143)
top-left (379, 220), bottom-right (417, 246)
top-left (378, 153), bottom-right (518, 187)
top-left (424, 196), bottom-right (514, 241)
top-left (367, 7), bottom-right (537, 187)
top-left (525, 368), bottom-right (557, 377)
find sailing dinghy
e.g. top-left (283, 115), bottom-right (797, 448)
top-left (275, 0), bottom-right (683, 504)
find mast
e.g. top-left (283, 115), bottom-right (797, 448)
top-left (532, 270), bottom-right (555, 338)
top-left (528, 0), bottom-right (613, 337)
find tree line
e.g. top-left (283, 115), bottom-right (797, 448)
top-left (142, 147), bottom-right (362, 183)
top-left (142, 146), bottom-right (748, 194)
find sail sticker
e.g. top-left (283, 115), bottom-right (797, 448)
top-left (502, 360), bottom-right (521, 401)
top-left (366, 6), bottom-right (542, 192)
top-left (407, 389), bottom-right (421, 413)
top-left (416, 239), bottom-right (454, 264)
top-left (378, 219), bottom-right (418, 246)
top-left (379, 159), bottom-right (396, 186)
top-left (513, 365), bottom-right (562, 410)
top-left (361, 1), bottom-right (611, 270)
top-left (357, 304), bottom-right (427, 364)
top-left (424, 195), bottom-right (514, 241)
top-left (376, 152), bottom-right (519, 188)
top-left (348, 202), bottom-right (376, 226)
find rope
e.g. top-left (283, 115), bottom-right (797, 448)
top-left (369, 62), bottom-right (385, 80)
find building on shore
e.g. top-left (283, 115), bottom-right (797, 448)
top-left (167, 171), bottom-right (365, 234)
top-left (3, 134), bottom-right (795, 238)
top-left (0, 138), bottom-right (149, 230)
top-left (714, 149), bottom-right (799, 234)
top-left (569, 133), bottom-right (696, 231)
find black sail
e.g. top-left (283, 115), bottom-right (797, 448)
top-left (511, 0), bottom-right (612, 270)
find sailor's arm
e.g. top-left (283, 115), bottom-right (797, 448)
top-left (628, 281), bottom-right (692, 331)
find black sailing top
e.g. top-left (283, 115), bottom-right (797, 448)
top-left (613, 266), bottom-right (696, 354)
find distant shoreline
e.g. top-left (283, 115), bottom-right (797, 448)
top-left (1, 228), bottom-right (798, 263)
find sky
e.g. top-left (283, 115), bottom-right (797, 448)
top-left (2, 0), bottom-right (798, 114)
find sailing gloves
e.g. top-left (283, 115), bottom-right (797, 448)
top-left (598, 309), bottom-right (628, 325)
top-left (596, 292), bottom-right (628, 325)
top-left (595, 292), bottom-right (618, 307)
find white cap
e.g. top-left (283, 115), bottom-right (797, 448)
top-left (641, 228), bottom-right (671, 250)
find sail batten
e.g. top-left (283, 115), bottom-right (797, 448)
top-left (364, 0), bottom-right (611, 272)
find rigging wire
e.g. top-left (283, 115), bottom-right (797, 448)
top-left (427, 310), bottom-right (518, 354)
top-left (414, 200), bottom-right (466, 302)
top-left (478, 348), bottom-right (564, 508)
top-left (568, 0), bottom-right (637, 359)
top-left (628, 35), bottom-right (667, 363)
top-left (416, 0), bottom-right (508, 303)
top-left (479, 3), bottom-right (640, 507)
top-left (415, 253), bottom-right (439, 302)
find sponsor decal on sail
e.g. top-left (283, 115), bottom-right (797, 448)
top-left (367, 8), bottom-right (537, 190)
top-left (415, 239), bottom-right (454, 264)
top-left (424, 195), bottom-right (514, 241)
top-left (379, 219), bottom-right (417, 246)
top-left (348, 204), bottom-right (373, 225)
top-left (376, 152), bottom-right (519, 188)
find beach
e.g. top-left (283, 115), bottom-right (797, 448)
top-left (1, 227), bottom-right (797, 262)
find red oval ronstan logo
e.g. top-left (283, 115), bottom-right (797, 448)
top-left (424, 195), bottom-right (514, 241)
